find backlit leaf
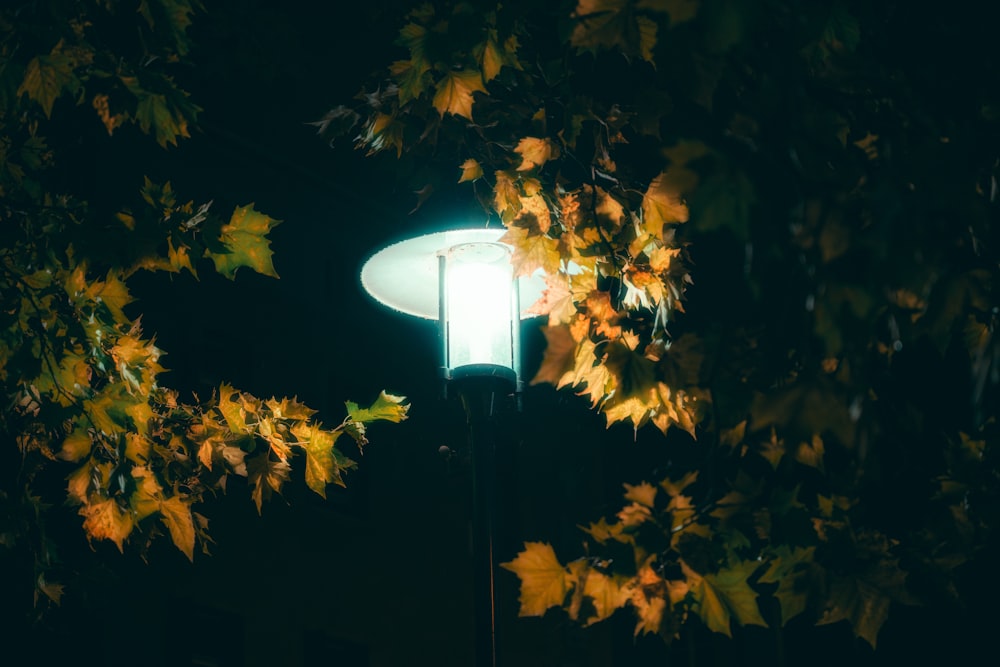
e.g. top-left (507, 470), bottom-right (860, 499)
top-left (209, 204), bottom-right (280, 279)
top-left (80, 498), bottom-right (135, 552)
top-left (432, 70), bottom-right (486, 120)
top-left (684, 559), bottom-right (767, 637)
top-left (502, 542), bottom-right (571, 617)
top-left (159, 495), bottom-right (195, 561)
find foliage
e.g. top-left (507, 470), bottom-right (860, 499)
top-left (325, 0), bottom-right (999, 649)
top-left (0, 0), bottom-right (407, 613)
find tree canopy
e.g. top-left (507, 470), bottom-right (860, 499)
top-left (323, 0), bottom-right (1000, 650)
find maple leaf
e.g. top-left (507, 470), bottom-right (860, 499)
top-left (642, 172), bottom-right (690, 237)
top-left (499, 225), bottom-right (561, 278)
top-left (514, 137), bottom-right (557, 171)
top-left (527, 273), bottom-right (578, 325)
top-left (130, 466), bottom-right (162, 521)
top-left (390, 58), bottom-right (431, 104)
top-left (758, 546), bottom-right (816, 626)
top-left (432, 69), bottom-right (486, 120)
top-left (85, 271), bottom-right (134, 324)
top-left (531, 324), bottom-right (578, 386)
top-left (80, 497), bottom-right (135, 552)
top-left (18, 41), bottom-right (87, 118)
top-left (247, 455), bottom-right (291, 514)
top-left (159, 495), bottom-right (195, 561)
top-left (683, 559), bottom-right (767, 637)
top-left (346, 391), bottom-right (409, 425)
top-left (291, 422), bottom-right (349, 497)
top-left (58, 428), bottom-right (92, 463)
top-left (501, 542), bottom-right (571, 617)
top-left (458, 158), bottom-right (483, 183)
top-left (624, 481), bottom-right (658, 508)
top-left (493, 170), bottom-right (522, 221)
top-left (217, 383), bottom-right (248, 433)
top-left (209, 204), bottom-right (280, 279)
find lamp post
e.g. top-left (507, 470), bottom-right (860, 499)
top-left (360, 228), bottom-right (543, 667)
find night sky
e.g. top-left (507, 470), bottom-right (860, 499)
top-left (6, 2), bottom-right (998, 666)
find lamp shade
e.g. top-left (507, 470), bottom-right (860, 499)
top-left (360, 228), bottom-right (545, 383)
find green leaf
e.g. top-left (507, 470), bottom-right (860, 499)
top-left (346, 391), bottom-right (410, 425)
top-left (17, 41), bottom-right (87, 118)
top-left (684, 559), bottom-right (767, 637)
top-left (758, 546), bottom-right (816, 625)
top-left (208, 204), bottom-right (281, 279)
top-left (291, 422), bottom-right (352, 497)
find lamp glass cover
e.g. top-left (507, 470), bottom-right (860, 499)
top-left (443, 242), bottom-right (514, 371)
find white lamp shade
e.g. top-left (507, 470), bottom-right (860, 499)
top-left (360, 228), bottom-right (544, 320)
top-left (361, 228), bottom-right (544, 383)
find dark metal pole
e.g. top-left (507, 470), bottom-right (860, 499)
top-left (454, 373), bottom-right (513, 667)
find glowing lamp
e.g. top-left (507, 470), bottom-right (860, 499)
top-left (360, 228), bottom-right (543, 390)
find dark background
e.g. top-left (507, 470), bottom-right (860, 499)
top-left (4, 1), bottom-right (997, 665)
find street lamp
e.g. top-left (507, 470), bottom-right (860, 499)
top-left (360, 227), bottom-right (544, 667)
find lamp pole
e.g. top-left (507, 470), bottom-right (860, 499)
top-left (360, 228), bottom-right (541, 667)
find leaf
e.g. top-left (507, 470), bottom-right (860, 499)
top-left (80, 498), bottom-right (135, 552)
top-left (346, 391), bottom-right (409, 424)
top-left (458, 158), bottom-right (483, 183)
top-left (583, 569), bottom-right (630, 624)
top-left (623, 481), bottom-right (658, 508)
top-left (58, 429), bottom-right (92, 462)
top-left (18, 43), bottom-right (85, 118)
top-left (217, 383), bottom-right (248, 433)
top-left (499, 225), bottom-right (561, 278)
top-left (159, 495), bottom-right (195, 561)
top-left (758, 546), bottom-right (815, 626)
top-left (209, 204), bottom-right (280, 279)
top-left (531, 324), bottom-right (578, 386)
top-left (515, 137), bottom-right (556, 171)
top-left (501, 542), bottom-right (571, 617)
top-left (291, 422), bottom-right (347, 497)
top-left (642, 172), bottom-right (690, 235)
top-left (684, 559), bottom-right (767, 637)
top-left (432, 70), bottom-right (486, 120)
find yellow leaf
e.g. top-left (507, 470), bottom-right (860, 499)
top-left (432, 69), bottom-right (486, 120)
top-left (58, 428), bottom-right (92, 462)
top-left (795, 434), bottom-right (825, 470)
top-left (458, 158), bottom-right (483, 183)
top-left (580, 565), bottom-right (631, 625)
top-left (499, 225), bottom-right (560, 278)
top-left (642, 172), bottom-right (690, 236)
top-left (210, 204), bottom-right (280, 279)
top-left (623, 481), bottom-right (657, 508)
top-left (217, 383), bottom-right (248, 433)
top-left (130, 466), bottom-right (162, 520)
top-left (291, 422), bottom-right (349, 497)
top-left (124, 432), bottom-right (150, 463)
top-left (514, 136), bottom-right (556, 171)
top-left (85, 270), bottom-right (133, 323)
top-left (501, 542), bottom-right (571, 617)
top-left (526, 272), bottom-right (578, 325)
top-left (493, 170), bottom-right (522, 221)
top-left (80, 497), bottom-right (134, 552)
top-left (530, 324), bottom-right (578, 386)
top-left (683, 559), bottom-right (767, 637)
top-left (159, 495), bottom-right (195, 561)
top-left (476, 33), bottom-right (505, 82)
top-left (66, 464), bottom-right (92, 505)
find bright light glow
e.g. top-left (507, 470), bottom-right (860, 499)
top-left (444, 243), bottom-right (514, 370)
